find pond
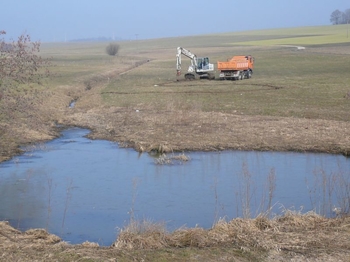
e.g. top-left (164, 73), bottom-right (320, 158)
top-left (0, 128), bottom-right (349, 246)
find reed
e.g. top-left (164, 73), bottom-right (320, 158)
top-left (154, 152), bottom-right (190, 165)
top-left (307, 167), bottom-right (350, 217)
top-left (46, 176), bottom-right (53, 231)
top-left (61, 178), bottom-right (73, 236)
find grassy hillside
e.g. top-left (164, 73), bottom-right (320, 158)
top-left (82, 25), bottom-right (348, 120)
top-left (18, 25), bottom-right (346, 126)
top-left (37, 25), bottom-right (350, 125)
top-left (217, 24), bottom-right (350, 46)
top-left (41, 24), bottom-right (350, 57)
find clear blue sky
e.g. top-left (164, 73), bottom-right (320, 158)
top-left (1, 0), bottom-right (349, 42)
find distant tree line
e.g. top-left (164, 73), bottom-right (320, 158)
top-left (70, 36), bottom-right (122, 42)
top-left (330, 8), bottom-right (350, 25)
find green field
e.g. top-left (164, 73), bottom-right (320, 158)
top-left (38, 24), bottom-right (350, 123)
top-left (223, 24), bottom-right (350, 46)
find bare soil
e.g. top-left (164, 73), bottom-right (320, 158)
top-left (1, 53), bottom-right (350, 261)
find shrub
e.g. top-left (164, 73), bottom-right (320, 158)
top-left (0, 30), bottom-right (51, 87)
top-left (106, 43), bottom-right (119, 56)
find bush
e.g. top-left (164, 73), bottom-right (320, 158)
top-left (106, 43), bottom-right (119, 56)
top-left (0, 30), bottom-right (51, 87)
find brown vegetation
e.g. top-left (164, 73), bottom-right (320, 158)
top-left (115, 211), bottom-right (350, 259)
top-left (0, 31), bottom-right (51, 86)
top-left (1, 213), bottom-right (349, 261)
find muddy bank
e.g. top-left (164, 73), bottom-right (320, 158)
top-left (63, 104), bottom-right (350, 157)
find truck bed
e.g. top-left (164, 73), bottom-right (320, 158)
top-left (217, 55), bottom-right (253, 71)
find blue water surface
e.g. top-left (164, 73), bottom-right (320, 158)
top-left (0, 127), bottom-right (349, 245)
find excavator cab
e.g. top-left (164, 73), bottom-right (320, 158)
top-left (197, 57), bottom-right (209, 70)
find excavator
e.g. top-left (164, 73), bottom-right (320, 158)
top-left (176, 47), bottom-right (215, 80)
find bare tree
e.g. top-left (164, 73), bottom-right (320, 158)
top-left (0, 30), bottom-right (52, 130)
top-left (0, 30), bottom-right (51, 89)
top-left (330, 9), bottom-right (343, 25)
top-left (344, 9), bottom-right (350, 24)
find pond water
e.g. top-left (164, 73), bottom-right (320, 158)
top-left (0, 128), bottom-right (349, 246)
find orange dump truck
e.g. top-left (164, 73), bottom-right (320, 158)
top-left (217, 55), bottom-right (254, 80)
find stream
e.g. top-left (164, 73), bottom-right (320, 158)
top-left (0, 127), bottom-right (349, 245)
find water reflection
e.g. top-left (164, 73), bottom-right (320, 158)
top-left (0, 127), bottom-right (349, 245)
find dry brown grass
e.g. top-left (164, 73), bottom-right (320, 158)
top-left (113, 212), bottom-right (350, 260)
top-left (154, 152), bottom-right (190, 164)
top-left (114, 219), bottom-right (168, 249)
top-left (65, 103), bottom-right (350, 157)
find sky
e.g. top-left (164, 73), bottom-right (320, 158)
top-left (1, 0), bottom-right (349, 42)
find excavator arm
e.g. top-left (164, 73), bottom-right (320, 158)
top-left (176, 47), bottom-right (198, 76)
